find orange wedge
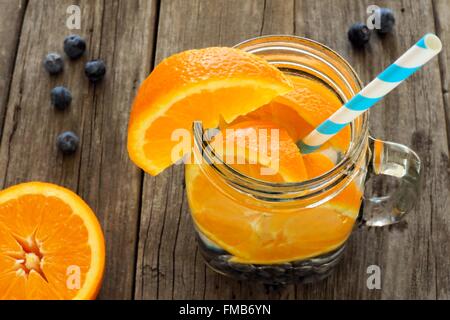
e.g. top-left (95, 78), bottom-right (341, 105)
top-left (186, 121), bottom-right (361, 264)
top-left (274, 76), bottom-right (351, 151)
top-left (303, 152), bottom-right (362, 217)
top-left (231, 101), bottom-right (313, 143)
top-left (234, 75), bottom-right (351, 152)
top-left (186, 161), bottom-right (356, 264)
top-left (0, 182), bottom-right (105, 300)
top-left (127, 47), bottom-right (293, 175)
top-left (211, 120), bottom-right (308, 182)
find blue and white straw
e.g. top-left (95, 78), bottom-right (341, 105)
top-left (298, 33), bottom-right (442, 154)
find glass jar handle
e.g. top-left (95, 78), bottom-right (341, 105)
top-left (361, 137), bottom-right (421, 226)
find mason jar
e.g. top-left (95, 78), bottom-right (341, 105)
top-left (185, 35), bottom-right (421, 284)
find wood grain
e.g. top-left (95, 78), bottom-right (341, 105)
top-left (434, 0), bottom-right (450, 155)
top-left (0, 0), bottom-right (158, 299)
top-left (0, 0), bottom-right (27, 135)
top-left (430, 0), bottom-right (450, 300)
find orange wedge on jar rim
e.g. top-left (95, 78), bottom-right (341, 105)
top-left (0, 182), bottom-right (105, 300)
top-left (127, 47), bottom-right (293, 175)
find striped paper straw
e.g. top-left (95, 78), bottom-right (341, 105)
top-left (298, 33), bottom-right (442, 154)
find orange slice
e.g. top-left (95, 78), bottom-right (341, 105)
top-left (0, 182), bottom-right (105, 300)
top-left (186, 122), bottom-right (361, 264)
top-left (303, 152), bottom-right (362, 217)
top-left (211, 120), bottom-right (308, 182)
top-left (127, 47), bottom-right (293, 175)
top-left (186, 162), bottom-right (355, 264)
top-left (234, 75), bottom-right (351, 152)
top-left (274, 75), bottom-right (351, 151)
top-left (231, 101), bottom-right (313, 143)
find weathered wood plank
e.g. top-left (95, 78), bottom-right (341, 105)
top-left (0, 0), bottom-right (27, 136)
top-left (76, 0), bottom-right (159, 300)
top-left (430, 0), bottom-right (450, 300)
top-left (433, 0), bottom-right (450, 155)
top-left (0, 0), bottom-right (158, 299)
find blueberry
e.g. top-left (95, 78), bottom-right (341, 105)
top-left (56, 131), bottom-right (79, 155)
top-left (376, 8), bottom-right (395, 34)
top-left (51, 86), bottom-right (72, 110)
top-left (43, 53), bottom-right (64, 75)
top-left (85, 59), bottom-right (106, 82)
top-left (348, 23), bottom-right (371, 47)
top-left (64, 35), bottom-right (86, 59)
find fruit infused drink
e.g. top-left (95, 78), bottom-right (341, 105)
top-left (128, 36), bottom-right (423, 285)
top-left (127, 38), bottom-right (368, 284)
top-left (186, 74), bottom-right (365, 283)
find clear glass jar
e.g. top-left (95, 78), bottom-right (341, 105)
top-left (185, 36), bottom-right (421, 284)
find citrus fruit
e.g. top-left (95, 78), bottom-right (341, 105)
top-left (234, 75), bottom-right (351, 152)
top-left (0, 182), bottom-right (105, 300)
top-left (186, 121), bottom-right (361, 264)
top-left (210, 120), bottom-right (308, 182)
top-left (303, 152), bottom-right (362, 217)
top-left (274, 75), bottom-right (351, 151)
top-left (127, 47), bottom-right (293, 175)
top-left (186, 161), bottom-right (356, 264)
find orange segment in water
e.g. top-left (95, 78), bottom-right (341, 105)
top-left (127, 47), bottom-right (293, 176)
top-left (187, 121), bottom-right (361, 264)
top-left (231, 101), bottom-right (313, 143)
top-left (303, 152), bottom-right (362, 217)
top-left (225, 76), bottom-right (353, 182)
top-left (211, 120), bottom-right (308, 182)
top-left (0, 182), bottom-right (105, 300)
top-left (235, 75), bottom-right (351, 152)
top-left (186, 162), bottom-right (356, 264)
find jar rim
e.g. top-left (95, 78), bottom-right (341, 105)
top-left (192, 35), bottom-right (368, 200)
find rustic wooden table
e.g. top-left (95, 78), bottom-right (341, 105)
top-left (1, 0), bottom-right (449, 300)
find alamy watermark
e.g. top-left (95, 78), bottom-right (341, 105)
top-left (66, 5), bottom-right (81, 30)
top-left (366, 264), bottom-right (381, 290)
top-left (66, 265), bottom-right (81, 290)
top-left (367, 5), bottom-right (382, 30)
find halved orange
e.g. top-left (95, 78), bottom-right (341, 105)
top-left (0, 182), bottom-right (105, 300)
top-left (127, 47), bottom-right (293, 175)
